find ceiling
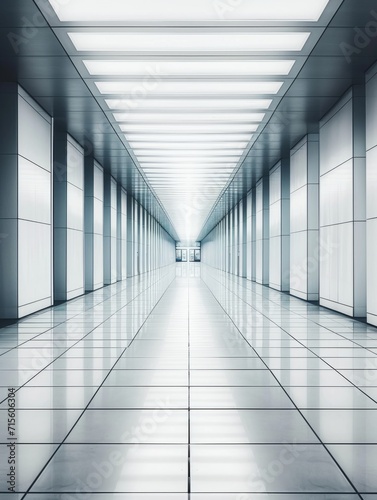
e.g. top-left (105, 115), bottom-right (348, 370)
top-left (1, 1), bottom-right (377, 242)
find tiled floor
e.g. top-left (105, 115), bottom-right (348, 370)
top-left (0, 263), bottom-right (377, 498)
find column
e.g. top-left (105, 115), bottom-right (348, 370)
top-left (246, 190), bottom-right (253, 280)
top-left (117, 185), bottom-right (127, 281)
top-left (290, 135), bottom-right (319, 301)
top-left (319, 86), bottom-right (366, 317)
top-left (255, 177), bottom-right (269, 285)
top-left (269, 159), bottom-right (290, 292)
top-left (104, 172), bottom-right (117, 285)
top-left (0, 84), bottom-right (53, 318)
top-left (127, 193), bottom-right (133, 277)
top-left (85, 158), bottom-right (104, 292)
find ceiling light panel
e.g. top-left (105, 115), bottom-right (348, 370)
top-left (106, 98), bottom-right (272, 110)
top-left (96, 81), bottom-right (284, 95)
top-left (114, 112), bottom-right (265, 122)
top-left (125, 134), bottom-right (253, 142)
top-left (129, 142), bottom-right (249, 149)
top-left (137, 156), bottom-right (240, 163)
top-left (84, 60), bottom-right (295, 76)
top-left (122, 124), bottom-right (259, 133)
top-left (48, 0), bottom-right (330, 23)
top-left (134, 150), bottom-right (244, 157)
top-left (141, 165), bottom-right (237, 170)
top-left (69, 32), bottom-right (310, 52)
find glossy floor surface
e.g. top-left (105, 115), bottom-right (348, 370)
top-left (0, 264), bottom-right (376, 499)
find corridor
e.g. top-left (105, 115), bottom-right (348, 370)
top-left (0, 263), bottom-right (376, 497)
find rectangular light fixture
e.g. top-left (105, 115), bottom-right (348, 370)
top-left (140, 163), bottom-right (238, 169)
top-left (115, 112), bottom-right (265, 122)
top-left (49, 0), bottom-right (330, 23)
top-left (125, 133), bottom-right (253, 142)
top-left (106, 98), bottom-right (272, 110)
top-left (129, 142), bottom-right (249, 149)
top-left (137, 156), bottom-right (240, 163)
top-left (69, 32), bottom-right (310, 52)
top-left (143, 168), bottom-right (234, 174)
top-left (84, 60), bottom-right (295, 76)
top-left (122, 124), bottom-right (259, 133)
top-left (96, 81), bottom-right (284, 95)
top-left (133, 149), bottom-right (244, 157)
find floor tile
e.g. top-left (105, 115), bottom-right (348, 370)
top-left (191, 409), bottom-right (319, 443)
top-left (30, 444), bottom-right (188, 493)
top-left (190, 444), bottom-right (353, 493)
top-left (271, 370), bottom-right (353, 387)
top-left (327, 445), bottom-right (377, 492)
top-left (190, 369), bottom-right (278, 386)
top-left (0, 387), bottom-right (97, 410)
top-left (285, 387), bottom-right (377, 409)
top-left (190, 387), bottom-right (295, 409)
top-left (89, 387), bottom-right (188, 409)
top-left (0, 444), bottom-right (57, 492)
top-left (103, 369), bottom-right (188, 386)
top-left (302, 410), bottom-right (377, 443)
top-left (0, 409), bottom-right (80, 443)
top-left (66, 409), bottom-right (188, 443)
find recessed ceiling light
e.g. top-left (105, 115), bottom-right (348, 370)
top-left (106, 98), bottom-right (272, 111)
top-left (115, 112), bottom-right (265, 122)
top-left (69, 32), bottom-right (310, 52)
top-left (84, 60), bottom-right (295, 76)
top-left (125, 133), bottom-right (253, 142)
top-left (134, 149), bottom-right (244, 157)
top-left (137, 156), bottom-right (241, 163)
top-left (96, 81), bottom-right (284, 95)
top-left (49, 0), bottom-right (330, 23)
top-left (122, 124), bottom-right (259, 133)
top-left (141, 163), bottom-right (238, 169)
top-left (129, 142), bottom-right (249, 149)
top-left (143, 168), bottom-right (234, 173)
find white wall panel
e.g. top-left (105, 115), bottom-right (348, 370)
top-left (320, 160), bottom-right (353, 227)
top-left (18, 220), bottom-right (52, 316)
top-left (66, 229), bottom-right (85, 299)
top-left (319, 87), bottom-right (366, 317)
top-left (366, 63), bottom-right (377, 325)
top-left (18, 157), bottom-right (51, 225)
top-left (16, 89), bottom-right (53, 317)
top-left (320, 94), bottom-right (353, 176)
top-left (18, 94), bottom-right (51, 172)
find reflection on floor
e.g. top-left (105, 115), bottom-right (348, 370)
top-left (0, 263), bottom-right (376, 498)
